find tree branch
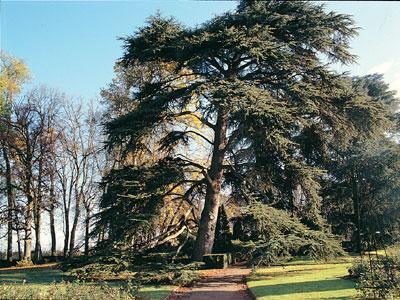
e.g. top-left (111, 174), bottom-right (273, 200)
top-left (174, 111), bottom-right (216, 130)
top-left (186, 130), bottom-right (213, 145)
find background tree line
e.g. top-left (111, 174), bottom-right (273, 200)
top-left (0, 51), bottom-right (104, 262)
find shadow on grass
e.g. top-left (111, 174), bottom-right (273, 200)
top-left (251, 278), bottom-right (355, 297)
top-left (0, 268), bottom-right (65, 284)
top-left (248, 267), bottom-right (331, 282)
top-left (138, 288), bottom-right (172, 300)
top-left (172, 289), bottom-right (252, 299)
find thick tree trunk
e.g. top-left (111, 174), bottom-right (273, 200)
top-left (193, 186), bottom-right (222, 260)
top-left (193, 107), bottom-right (228, 260)
top-left (2, 147), bottom-right (14, 262)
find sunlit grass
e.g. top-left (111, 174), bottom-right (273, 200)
top-left (247, 262), bottom-right (357, 299)
top-left (279, 255), bottom-right (355, 266)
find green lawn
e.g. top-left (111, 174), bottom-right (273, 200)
top-left (0, 265), bottom-right (173, 300)
top-left (247, 262), bottom-right (357, 300)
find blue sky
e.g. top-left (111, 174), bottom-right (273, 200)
top-left (2, 1), bottom-right (400, 101)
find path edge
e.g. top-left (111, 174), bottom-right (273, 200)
top-left (164, 285), bottom-right (183, 300)
top-left (243, 271), bottom-right (257, 300)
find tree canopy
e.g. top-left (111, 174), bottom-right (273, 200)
top-left (98, 0), bottom-right (395, 260)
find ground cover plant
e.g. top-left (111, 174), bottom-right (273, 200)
top-left (63, 247), bottom-right (203, 286)
top-left (0, 264), bottom-right (173, 300)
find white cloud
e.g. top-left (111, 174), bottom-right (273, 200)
top-left (390, 75), bottom-right (400, 96)
top-left (368, 60), bottom-right (395, 74)
top-left (366, 60), bottom-right (400, 96)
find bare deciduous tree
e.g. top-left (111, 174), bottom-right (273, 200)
top-left (7, 87), bottom-right (62, 261)
top-left (57, 102), bottom-right (103, 257)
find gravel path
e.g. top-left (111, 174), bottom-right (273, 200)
top-left (167, 267), bottom-right (253, 300)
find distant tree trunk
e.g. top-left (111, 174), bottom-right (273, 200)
top-left (97, 227), bottom-right (104, 244)
top-left (1, 83), bottom-right (18, 263)
top-left (84, 210), bottom-right (90, 256)
top-left (49, 172), bottom-right (57, 257)
top-left (49, 205), bottom-right (56, 257)
top-left (33, 203), bottom-right (42, 261)
top-left (34, 158), bottom-right (43, 262)
top-left (14, 196), bottom-right (22, 260)
top-left (69, 196), bottom-right (81, 257)
top-left (352, 171), bottom-right (362, 254)
top-left (33, 137), bottom-right (49, 262)
top-left (193, 107), bottom-right (228, 260)
top-left (69, 191), bottom-right (81, 257)
top-left (16, 230), bottom-right (22, 260)
top-left (23, 146), bottom-right (34, 261)
top-left (62, 176), bottom-right (70, 257)
top-left (97, 227), bottom-right (106, 244)
top-left (83, 194), bottom-right (95, 256)
top-left (24, 193), bottom-right (33, 261)
top-left (213, 204), bottom-right (233, 253)
top-left (2, 146), bottom-right (14, 262)
top-left (63, 208), bottom-right (70, 257)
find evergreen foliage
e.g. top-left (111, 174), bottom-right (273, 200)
top-left (212, 205), bottom-right (233, 253)
top-left (232, 202), bottom-right (344, 265)
top-left (321, 74), bottom-right (400, 251)
top-left (98, 0), bottom-right (393, 259)
top-left (94, 157), bottom-right (185, 246)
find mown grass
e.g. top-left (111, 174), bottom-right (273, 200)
top-left (247, 261), bottom-right (357, 299)
top-left (0, 264), bottom-right (173, 300)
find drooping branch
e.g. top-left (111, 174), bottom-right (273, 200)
top-left (174, 111), bottom-right (216, 130)
top-left (186, 130), bottom-right (213, 145)
top-left (175, 155), bottom-right (213, 185)
top-left (139, 208), bottom-right (193, 250)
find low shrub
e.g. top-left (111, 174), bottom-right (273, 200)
top-left (0, 260), bottom-right (16, 268)
top-left (70, 262), bottom-right (134, 281)
top-left (138, 262), bottom-right (202, 287)
top-left (70, 260), bottom-right (202, 287)
top-left (387, 243), bottom-right (400, 257)
top-left (348, 259), bottom-right (369, 279)
top-left (15, 258), bottom-right (34, 268)
top-left (203, 254), bottom-right (229, 269)
top-left (349, 255), bottom-right (400, 299)
top-left (172, 269), bottom-right (200, 287)
top-left (231, 203), bottom-right (345, 266)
